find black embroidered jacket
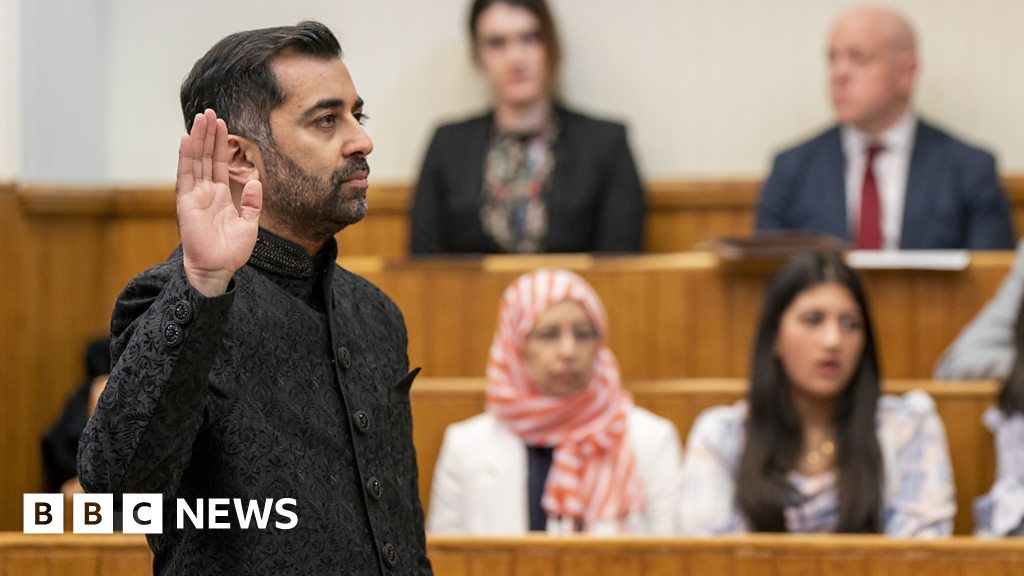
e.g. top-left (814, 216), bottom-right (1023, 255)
top-left (78, 230), bottom-right (432, 575)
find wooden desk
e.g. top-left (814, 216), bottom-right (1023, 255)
top-left (345, 252), bottom-right (1014, 380)
top-left (3, 533), bottom-right (1022, 576)
top-left (410, 379), bottom-right (999, 536)
top-left (427, 534), bottom-right (1024, 576)
top-left (0, 534), bottom-right (151, 576)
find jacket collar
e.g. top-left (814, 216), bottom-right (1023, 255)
top-left (248, 227), bottom-right (337, 280)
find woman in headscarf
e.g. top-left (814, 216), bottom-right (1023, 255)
top-left (427, 268), bottom-right (681, 534)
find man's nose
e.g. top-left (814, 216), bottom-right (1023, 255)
top-left (830, 57), bottom-right (851, 81)
top-left (343, 125), bottom-right (373, 158)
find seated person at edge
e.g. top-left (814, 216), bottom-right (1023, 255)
top-left (756, 6), bottom-right (1013, 250)
top-left (935, 239), bottom-right (1024, 380)
top-left (973, 296), bottom-right (1024, 536)
top-left (428, 268), bottom-right (682, 534)
top-left (680, 252), bottom-right (956, 536)
top-left (409, 0), bottom-right (646, 254)
top-left (42, 338), bottom-right (110, 496)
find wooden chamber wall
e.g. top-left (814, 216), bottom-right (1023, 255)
top-left (1, 177), bottom-right (1022, 531)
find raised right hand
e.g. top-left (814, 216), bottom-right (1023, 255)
top-left (176, 109), bottom-right (262, 297)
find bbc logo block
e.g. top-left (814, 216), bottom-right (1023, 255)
top-left (23, 494), bottom-right (63, 534)
top-left (24, 493), bottom-right (163, 534)
top-left (23, 494), bottom-right (296, 534)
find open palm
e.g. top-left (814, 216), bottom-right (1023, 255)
top-left (176, 109), bottom-right (262, 296)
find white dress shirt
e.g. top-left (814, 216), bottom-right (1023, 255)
top-left (841, 110), bottom-right (918, 250)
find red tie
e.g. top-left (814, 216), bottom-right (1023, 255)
top-left (858, 144), bottom-right (885, 250)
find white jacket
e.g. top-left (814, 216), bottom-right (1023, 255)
top-left (427, 406), bottom-right (684, 535)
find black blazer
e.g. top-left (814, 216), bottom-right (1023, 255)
top-left (78, 240), bottom-right (431, 575)
top-left (409, 105), bottom-right (646, 254)
top-left (756, 119), bottom-right (1014, 249)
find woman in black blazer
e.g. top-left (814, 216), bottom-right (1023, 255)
top-left (410, 0), bottom-right (646, 254)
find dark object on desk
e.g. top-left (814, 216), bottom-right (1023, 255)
top-left (709, 231), bottom-right (852, 268)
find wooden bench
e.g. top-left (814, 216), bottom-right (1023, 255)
top-left (410, 379), bottom-right (999, 535)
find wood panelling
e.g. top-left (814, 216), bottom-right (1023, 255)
top-left (410, 379), bottom-right (998, 536)
top-left (0, 534), bottom-right (151, 575)
top-left (2, 178), bottom-right (1020, 530)
top-left (2, 533), bottom-right (1022, 576)
top-left (0, 183), bottom-right (35, 535)
top-left (427, 535), bottom-right (1024, 576)
top-left (16, 176), bottom-right (1024, 256)
top-left (346, 252), bottom-right (1014, 380)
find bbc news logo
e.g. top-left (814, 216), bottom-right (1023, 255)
top-left (24, 494), bottom-right (298, 534)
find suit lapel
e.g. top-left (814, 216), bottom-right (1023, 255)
top-left (546, 106), bottom-right (574, 249)
top-left (901, 120), bottom-right (940, 249)
top-left (460, 113), bottom-right (491, 209)
top-left (820, 128), bottom-right (849, 239)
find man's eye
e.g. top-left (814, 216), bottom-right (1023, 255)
top-left (851, 52), bottom-right (871, 65)
top-left (315, 115), bottom-right (337, 129)
top-left (355, 112), bottom-right (370, 126)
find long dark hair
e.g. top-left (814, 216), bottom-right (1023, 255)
top-left (998, 296), bottom-right (1024, 414)
top-left (737, 252), bottom-right (884, 533)
top-left (468, 0), bottom-right (562, 76)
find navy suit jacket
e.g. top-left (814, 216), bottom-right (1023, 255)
top-left (756, 119), bottom-right (1014, 249)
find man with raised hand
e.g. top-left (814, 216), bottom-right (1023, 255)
top-left (78, 21), bottom-right (431, 575)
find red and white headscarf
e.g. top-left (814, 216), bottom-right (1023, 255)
top-left (485, 268), bottom-right (643, 528)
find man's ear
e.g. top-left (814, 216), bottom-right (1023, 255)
top-left (227, 135), bottom-right (262, 189)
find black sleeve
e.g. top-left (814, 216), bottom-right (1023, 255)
top-left (77, 260), bottom-right (235, 498)
top-left (593, 125), bottom-right (646, 252)
top-left (409, 130), bottom-right (448, 255)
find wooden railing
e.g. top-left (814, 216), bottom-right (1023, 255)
top-left (410, 379), bottom-right (998, 536)
top-left (3, 533), bottom-right (1023, 576)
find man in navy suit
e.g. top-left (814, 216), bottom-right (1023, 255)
top-left (757, 6), bottom-right (1014, 250)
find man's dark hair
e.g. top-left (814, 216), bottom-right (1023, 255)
top-left (180, 20), bottom-right (341, 143)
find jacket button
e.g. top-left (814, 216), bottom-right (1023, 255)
top-left (367, 476), bottom-right (382, 501)
top-left (382, 542), bottom-right (397, 567)
top-left (337, 346), bottom-right (352, 370)
top-left (354, 410), bottom-right (370, 434)
top-left (173, 300), bottom-right (193, 324)
top-left (163, 322), bottom-right (183, 347)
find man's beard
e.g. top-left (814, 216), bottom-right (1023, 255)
top-left (260, 147), bottom-right (370, 246)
